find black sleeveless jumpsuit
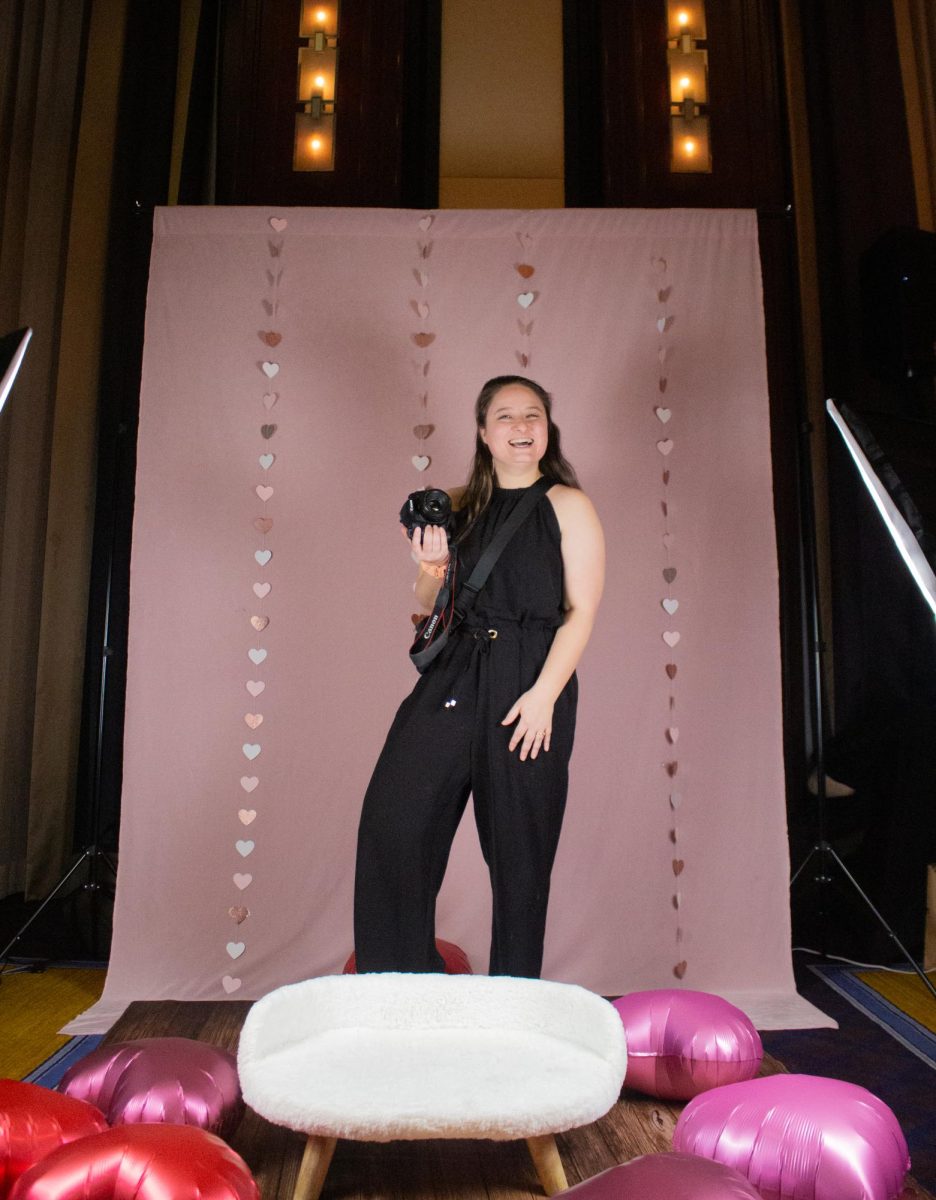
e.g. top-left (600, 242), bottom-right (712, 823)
top-left (353, 481), bottom-right (578, 978)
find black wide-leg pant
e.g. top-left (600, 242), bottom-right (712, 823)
top-left (353, 624), bottom-right (577, 978)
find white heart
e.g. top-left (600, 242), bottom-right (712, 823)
top-left (233, 872), bottom-right (252, 889)
top-left (253, 582), bottom-right (271, 599)
top-left (246, 681), bottom-right (265, 697)
top-left (255, 549), bottom-right (272, 566)
top-left (412, 455), bottom-right (430, 471)
top-left (240, 776), bottom-right (259, 792)
top-left (662, 598), bottom-right (679, 615)
top-left (227, 941), bottom-right (246, 959)
top-left (517, 292), bottom-right (535, 309)
top-left (259, 454), bottom-right (275, 470)
top-left (669, 792), bottom-right (682, 810)
top-left (659, 347), bottom-right (668, 364)
top-left (269, 217), bottom-right (287, 232)
top-left (663, 630), bottom-right (681, 647)
top-left (242, 743), bottom-right (261, 761)
top-left (418, 214), bottom-right (433, 231)
top-left (668, 727), bottom-right (680, 743)
top-left (655, 407), bottom-right (672, 424)
top-left (657, 439), bottom-right (674, 456)
top-left (263, 392), bottom-right (278, 410)
top-left (248, 648), bottom-right (267, 664)
top-left (657, 317), bottom-right (667, 333)
top-left (236, 840), bottom-right (255, 857)
top-left (415, 270), bottom-right (428, 288)
top-left (222, 975), bottom-right (242, 993)
top-left (256, 485), bottom-right (274, 501)
top-left (261, 362), bottom-right (279, 378)
top-left (238, 809), bottom-right (257, 825)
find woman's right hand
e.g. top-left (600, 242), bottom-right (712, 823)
top-left (400, 523), bottom-right (449, 565)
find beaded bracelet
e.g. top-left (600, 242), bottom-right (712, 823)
top-left (419, 558), bottom-right (450, 580)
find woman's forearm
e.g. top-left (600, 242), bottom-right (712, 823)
top-left (533, 607), bottom-right (596, 702)
top-left (413, 568), bottom-right (444, 611)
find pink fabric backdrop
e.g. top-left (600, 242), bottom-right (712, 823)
top-left (68, 207), bottom-right (831, 1032)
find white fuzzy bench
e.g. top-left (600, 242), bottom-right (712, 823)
top-left (237, 973), bottom-right (628, 1199)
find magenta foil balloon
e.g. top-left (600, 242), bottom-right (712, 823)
top-left (612, 989), bottom-right (762, 1100)
top-left (0, 1079), bottom-right (109, 1199)
top-left (673, 1074), bottom-right (911, 1200)
top-left (8, 1123), bottom-right (258, 1200)
top-left (58, 1038), bottom-right (243, 1138)
top-left (558, 1152), bottom-right (763, 1198)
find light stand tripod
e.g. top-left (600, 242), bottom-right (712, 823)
top-left (789, 399), bottom-right (936, 1001)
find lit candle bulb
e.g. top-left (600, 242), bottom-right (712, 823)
top-left (310, 136), bottom-right (323, 152)
top-left (314, 74), bottom-right (326, 89)
top-left (679, 74), bottom-right (691, 97)
top-left (683, 138), bottom-right (696, 157)
top-left (315, 8), bottom-right (327, 22)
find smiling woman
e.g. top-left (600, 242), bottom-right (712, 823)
top-left (353, 375), bottom-right (604, 978)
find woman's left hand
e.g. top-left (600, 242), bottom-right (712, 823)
top-left (501, 688), bottom-right (554, 761)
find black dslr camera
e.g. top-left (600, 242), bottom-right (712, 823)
top-left (399, 488), bottom-right (455, 539)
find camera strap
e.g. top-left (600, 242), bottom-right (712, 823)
top-left (409, 476), bottom-right (553, 673)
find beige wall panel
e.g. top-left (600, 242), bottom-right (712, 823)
top-left (439, 176), bottom-right (565, 208)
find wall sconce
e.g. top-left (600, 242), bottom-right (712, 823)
top-left (667, 2), bottom-right (711, 173)
top-left (294, 2), bottom-right (339, 171)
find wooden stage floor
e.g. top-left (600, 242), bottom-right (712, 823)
top-left (108, 1000), bottom-right (933, 1200)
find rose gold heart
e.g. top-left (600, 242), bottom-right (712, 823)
top-left (663, 630), bottom-right (680, 647)
top-left (672, 893), bottom-right (681, 910)
top-left (250, 616), bottom-right (269, 632)
top-left (413, 269), bottom-right (428, 288)
top-left (413, 424), bottom-right (434, 439)
top-left (412, 455), bottom-right (430, 471)
top-left (662, 470), bottom-right (670, 486)
top-left (246, 681), bottom-right (265, 697)
top-left (261, 424), bottom-right (277, 439)
top-left (261, 331), bottom-right (282, 347)
top-left (412, 332), bottom-right (435, 348)
top-left (659, 378), bottom-right (668, 394)
top-left (518, 320), bottom-right (533, 336)
top-left (417, 392), bottom-right (428, 406)
top-left (657, 439), bottom-right (674, 456)
top-left (228, 906), bottom-right (249, 924)
top-left (253, 582), bottom-right (271, 599)
top-left (418, 214), bottom-right (433, 232)
top-left (667, 727), bottom-right (679, 743)
top-left (238, 808), bottom-right (256, 825)
top-left (516, 263), bottom-right (535, 279)
top-left (665, 761), bottom-right (678, 777)
top-left (672, 858), bottom-right (684, 875)
top-left (517, 352), bottom-right (529, 368)
top-left (665, 663), bottom-right (677, 680)
top-left (262, 393), bottom-right (277, 410)
top-left (244, 713), bottom-right (263, 730)
top-left (663, 567), bottom-right (677, 583)
top-left (419, 242), bottom-right (432, 259)
top-left (256, 485), bottom-right (273, 501)
top-left (423, 362), bottom-right (430, 376)
top-left (673, 960), bottom-right (688, 979)
top-left (254, 518), bottom-right (273, 534)
top-left (658, 286), bottom-right (672, 303)
top-left (269, 217), bottom-right (287, 232)
top-left (662, 501), bottom-right (669, 517)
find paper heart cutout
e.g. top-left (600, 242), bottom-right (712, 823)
top-left (663, 630), bottom-right (680, 647)
top-left (233, 872), bottom-right (252, 889)
top-left (418, 214), bottom-right (434, 231)
top-left (253, 517), bottom-right (272, 535)
top-left (657, 439), bottom-right (674, 456)
top-left (240, 776), bottom-right (259, 792)
top-left (656, 315), bottom-right (674, 333)
top-left (653, 255), bottom-right (668, 273)
top-left (666, 762), bottom-right (679, 778)
top-left (253, 584), bottom-right (271, 603)
top-left (658, 347), bottom-right (668, 363)
top-left (516, 263), bottom-right (535, 278)
top-left (261, 361), bottom-right (279, 378)
top-left (423, 362), bottom-right (430, 376)
top-left (250, 616), bottom-right (269, 632)
top-left (254, 550), bottom-right (271, 566)
top-left (672, 893), bottom-right (682, 910)
top-left (655, 406), bottom-right (672, 424)
top-left (662, 598), bottom-right (679, 615)
top-left (676, 926), bottom-right (685, 943)
top-left (518, 320), bottom-right (533, 336)
top-left (673, 858), bottom-right (685, 875)
top-left (659, 377), bottom-right (668, 394)
top-left (412, 332), bottom-right (435, 348)
top-left (516, 231), bottom-right (533, 249)
top-left (246, 681), bottom-right (265, 697)
top-left (228, 906), bottom-right (249, 924)
top-left (261, 424), bottom-right (277, 440)
top-left (412, 455), bottom-right (430, 471)
top-left (413, 269), bottom-right (428, 288)
top-left (259, 453), bottom-right (275, 470)
top-left (665, 663), bottom-right (678, 680)
top-left (662, 532), bottom-right (674, 548)
top-left (261, 331), bottom-right (282, 347)
top-left (417, 391), bottom-right (428, 406)
top-left (517, 352), bottom-right (529, 368)
top-left (248, 648), bottom-right (267, 665)
top-left (517, 292), bottom-right (535, 309)
top-left (673, 960), bottom-right (688, 979)
top-left (222, 975), bottom-right (242, 993)
top-left (269, 216), bottom-right (287, 232)
top-left (419, 242), bottom-right (432, 259)
top-left (262, 299), bottom-right (274, 316)
top-left (227, 941), bottom-right (245, 959)
top-left (670, 792), bottom-right (682, 809)
top-left (263, 392), bottom-right (278, 410)
top-left (238, 808), bottom-right (257, 824)
top-left (662, 470), bottom-right (670, 486)
top-left (662, 501), bottom-right (669, 519)
top-left (235, 840), bottom-right (255, 857)
top-left (412, 301), bottom-right (430, 319)
top-left (256, 485), bottom-right (273, 501)
top-left (413, 424), bottom-right (434, 439)
top-left (658, 286), bottom-right (672, 303)
top-left (242, 744), bottom-right (260, 761)
top-left (663, 567), bottom-right (677, 583)
top-left (667, 727), bottom-right (680, 744)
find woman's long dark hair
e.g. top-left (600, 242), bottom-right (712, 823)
top-left (455, 375), bottom-right (580, 544)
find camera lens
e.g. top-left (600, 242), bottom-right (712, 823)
top-left (419, 489), bottom-right (451, 521)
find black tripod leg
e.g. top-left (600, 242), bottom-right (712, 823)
top-left (0, 849), bottom-right (93, 969)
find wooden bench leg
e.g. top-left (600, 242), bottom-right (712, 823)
top-left (526, 1133), bottom-right (568, 1196)
top-left (293, 1134), bottom-right (337, 1200)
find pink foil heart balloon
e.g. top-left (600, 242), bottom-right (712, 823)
top-left (557, 1153), bottom-right (762, 1199)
